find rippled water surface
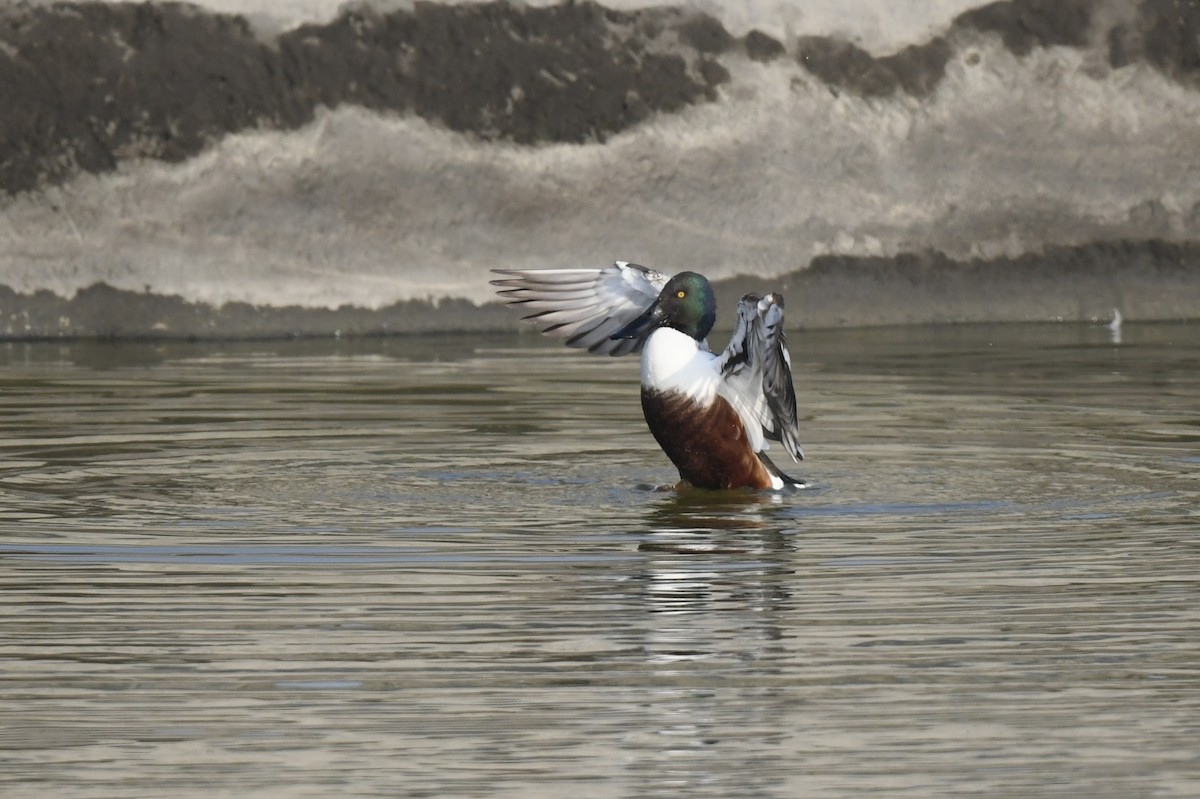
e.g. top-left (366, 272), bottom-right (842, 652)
top-left (2, 323), bottom-right (1198, 798)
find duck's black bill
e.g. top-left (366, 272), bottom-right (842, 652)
top-left (611, 301), bottom-right (665, 340)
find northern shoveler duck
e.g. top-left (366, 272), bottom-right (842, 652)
top-left (492, 261), bottom-right (805, 490)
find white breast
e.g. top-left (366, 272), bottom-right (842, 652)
top-left (640, 328), bottom-right (720, 404)
top-left (641, 327), bottom-right (769, 455)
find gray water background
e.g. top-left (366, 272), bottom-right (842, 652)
top-left (1, 322), bottom-right (1197, 797)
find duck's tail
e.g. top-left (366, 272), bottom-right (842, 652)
top-left (757, 451), bottom-right (807, 490)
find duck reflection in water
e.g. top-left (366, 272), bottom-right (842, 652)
top-left (634, 488), bottom-right (797, 614)
top-left (638, 486), bottom-right (797, 554)
top-left (627, 488), bottom-right (796, 795)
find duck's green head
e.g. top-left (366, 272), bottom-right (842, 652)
top-left (613, 271), bottom-right (717, 343)
top-left (655, 272), bottom-right (717, 341)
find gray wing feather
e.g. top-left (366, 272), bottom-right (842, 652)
top-left (719, 293), bottom-right (804, 462)
top-left (757, 295), bottom-right (804, 460)
top-left (491, 262), bottom-right (670, 356)
top-left (716, 294), bottom-right (759, 376)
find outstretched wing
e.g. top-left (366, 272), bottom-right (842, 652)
top-left (717, 293), bottom-right (804, 462)
top-left (491, 261), bottom-right (671, 356)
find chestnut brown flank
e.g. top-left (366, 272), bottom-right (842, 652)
top-left (640, 389), bottom-right (774, 489)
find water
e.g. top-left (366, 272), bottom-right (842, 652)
top-left (1, 323), bottom-right (1197, 797)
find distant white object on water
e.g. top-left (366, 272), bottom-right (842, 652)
top-left (1109, 308), bottom-right (1123, 344)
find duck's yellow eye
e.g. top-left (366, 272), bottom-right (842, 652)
top-left (676, 290), bottom-right (686, 299)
